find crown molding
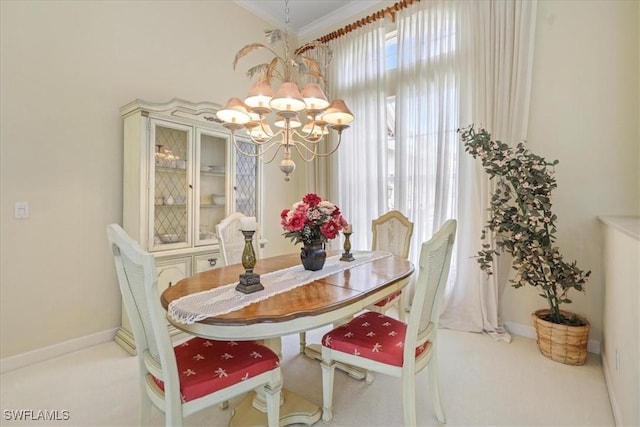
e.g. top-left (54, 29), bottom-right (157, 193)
top-left (298, 1), bottom-right (383, 41)
top-left (234, 0), bottom-right (385, 41)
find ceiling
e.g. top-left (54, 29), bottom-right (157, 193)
top-left (234, 0), bottom-right (386, 40)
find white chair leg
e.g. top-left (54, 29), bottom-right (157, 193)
top-left (321, 359), bottom-right (336, 423)
top-left (165, 395), bottom-right (183, 427)
top-left (364, 370), bottom-right (375, 385)
top-left (264, 382), bottom-right (282, 427)
top-left (428, 354), bottom-right (446, 423)
top-left (401, 372), bottom-right (416, 427)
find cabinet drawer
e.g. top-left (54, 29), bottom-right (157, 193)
top-left (195, 252), bottom-right (221, 273)
top-left (156, 257), bottom-right (192, 292)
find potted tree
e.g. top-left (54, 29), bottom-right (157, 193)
top-left (460, 126), bottom-right (592, 365)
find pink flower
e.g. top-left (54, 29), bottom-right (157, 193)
top-left (288, 212), bottom-right (306, 231)
top-left (320, 221), bottom-right (340, 240)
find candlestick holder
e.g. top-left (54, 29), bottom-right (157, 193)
top-left (340, 231), bottom-right (355, 262)
top-left (236, 229), bottom-right (263, 294)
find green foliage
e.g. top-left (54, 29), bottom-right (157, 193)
top-left (460, 125), bottom-right (591, 325)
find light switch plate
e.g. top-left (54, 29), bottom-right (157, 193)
top-left (15, 201), bottom-right (29, 219)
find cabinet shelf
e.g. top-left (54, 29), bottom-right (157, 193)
top-left (201, 171), bottom-right (225, 177)
top-left (156, 166), bottom-right (187, 173)
top-left (200, 204), bottom-right (225, 208)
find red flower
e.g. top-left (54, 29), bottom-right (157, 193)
top-left (320, 221), bottom-right (340, 240)
top-left (302, 193), bottom-right (322, 207)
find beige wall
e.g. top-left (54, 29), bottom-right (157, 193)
top-left (0, 1), bottom-right (306, 358)
top-left (502, 0), bottom-right (640, 344)
top-left (1, 0), bottom-right (638, 359)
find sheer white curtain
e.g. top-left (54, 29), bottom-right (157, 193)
top-left (394, 0), bottom-right (461, 267)
top-left (439, 0), bottom-right (538, 339)
top-left (327, 21), bottom-right (388, 251)
top-left (324, 1), bottom-right (536, 339)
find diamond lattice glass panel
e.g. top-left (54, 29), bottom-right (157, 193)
top-left (154, 125), bottom-right (188, 244)
top-left (235, 140), bottom-right (257, 217)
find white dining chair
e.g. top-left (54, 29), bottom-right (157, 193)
top-left (366, 210), bottom-right (414, 321)
top-left (320, 219), bottom-right (456, 426)
top-left (107, 224), bottom-right (281, 427)
top-left (216, 212), bottom-right (262, 266)
top-left (300, 210), bottom-right (414, 378)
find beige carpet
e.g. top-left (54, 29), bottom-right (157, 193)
top-left (0, 326), bottom-right (614, 427)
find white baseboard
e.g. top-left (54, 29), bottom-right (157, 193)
top-left (504, 320), bottom-right (601, 354)
top-left (0, 328), bottom-right (118, 374)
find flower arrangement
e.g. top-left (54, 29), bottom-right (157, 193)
top-left (460, 125), bottom-right (591, 326)
top-left (281, 193), bottom-right (348, 245)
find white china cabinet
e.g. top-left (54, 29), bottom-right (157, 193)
top-left (115, 98), bottom-right (263, 354)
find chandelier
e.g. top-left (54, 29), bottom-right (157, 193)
top-left (216, 1), bottom-right (354, 181)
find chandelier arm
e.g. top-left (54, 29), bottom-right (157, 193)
top-left (288, 130), bottom-right (344, 159)
top-left (256, 121), bottom-right (277, 140)
top-left (290, 141), bottom-right (317, 162)
top-left (313, 132), bottom-right (344, 157)
top-left (261, 142), bottom-right (285, 164)
top-left (291, 129), bottom-right (325, 145)
top-left (230, 132), bottom-right (283, 160)
top-left (247, 131), bottom-right (278, 146)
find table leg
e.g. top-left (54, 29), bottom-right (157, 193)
top-left (228, 337), bottom-right (322, 426)
top-left (229, 389), bottom-right (321, 426)
top-left (303, 343), bottom-right (370, 382)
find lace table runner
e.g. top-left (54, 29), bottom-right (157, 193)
top-left (168, 251), bottom-right (391, 324)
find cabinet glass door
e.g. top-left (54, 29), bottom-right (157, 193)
top-left (150, 120), bottom-right (191, 251)
top-left (234, 137), bottom-right (259, 218)
top-left (196, 129), bottom-right (228, 246)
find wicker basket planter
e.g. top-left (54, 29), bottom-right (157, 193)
top-left (532, 309), bottom-right (590, 366)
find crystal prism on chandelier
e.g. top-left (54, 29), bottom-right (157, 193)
top-left (216, 2), bottom-right (354, 181)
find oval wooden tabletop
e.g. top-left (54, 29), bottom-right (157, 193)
top-left (161, 251), bottom-right (414, 326)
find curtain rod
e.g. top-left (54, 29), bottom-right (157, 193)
top-left (301, 0), bottom-right (420, 51)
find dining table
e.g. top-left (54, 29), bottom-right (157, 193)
top-left (161, 250), bottom-right (414, 426)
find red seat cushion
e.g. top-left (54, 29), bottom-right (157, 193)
top-left (374, 290), bottom-right (401, 307)
top-left (152, 337), bottom-right (280, 403)
top-left (322, 311), bottom-right (429, 367)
